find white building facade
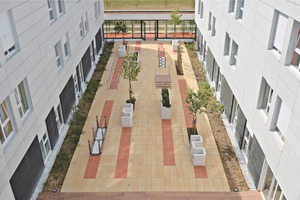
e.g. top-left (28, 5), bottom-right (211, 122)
top-left (0, 0), bottom-right (104, 199)
top-left (195, 0), bottom-right (300, 199)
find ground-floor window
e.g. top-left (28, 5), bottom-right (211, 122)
top-left (40, 132), bottom-right (51, 161)
top-left (241, 126), bottom-right (252, 161)
top-left (260, 163), bottom-right (287, 200)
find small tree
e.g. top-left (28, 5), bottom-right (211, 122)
top-left (168, 10), bottom-right (182, 39)
top-left (133, 0), bottom-right (140, 10)
top-left (121, 51), bottom-right (140, 102)
top-left (185, 88), bottom-right (208, 135)
top-left (163, 0), bottom-right (169, 9)
top-left (114, 20), bottom-right (128, 45)
top-left (104, 0), bottom-right (111, 10)
top-left (176, 44), bottom-right (184, 75)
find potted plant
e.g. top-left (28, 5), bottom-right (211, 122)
top-left (175, 44), bottom-right (184, 75)
top-left (121, 51), bottom-right (140, 109)
top-left (168, 10), bottom-right (182, 51)
top-left (185, 88), bottom-right (208, 136)
top-left (160, 87), bottom-right (171, 119)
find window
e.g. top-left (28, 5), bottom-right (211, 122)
top-left (208, 12), bottom-right (212, 30)
top-left (55, 41), bottom-right (63, 68)
top-left (235, 0), bottom-right (244, 20)
top-left (262, 166), bottom-right (287, 200)
top-left (63, 33), bottom-right (70, 59)
top-left (228, 0), bottom-right (236, 13)
top-left (74, 74), bottom-right (79, 96)
top-left (84, 12), bottom-right (89, 33)
top-left (78, 61), bottom-right (85, 85)
top-left (271, 98), bottom-right (291, 143)
top-left (47, 0), bottom-right (56, 21)
top-left (0, 99), bottom-right (14, 145)
top-left (199, 1), bottom-right (204, 18)
top-left (94, 0), bottom-right (101, 19)
top-left (230, 98), bottom-right (239, 132)
top-left (79, 17), bottom-right (84, 38)
top-left (212, 16), bottom-right (216, 36)
top-left (224, 32), bottom-right (238, 65)
top-left (55, 104), bottom-right (63, 132)
top-left (14, 81), bottom-right (29, 119)
top-left (224, 33), bottom-right (231, 56)
top-left (260, 80), bottom-right (273, 116)
top-left (230, 40), bottom-right (238, 65)
top-left (57, 0), bottom-right (65, 15)
top-left (39, 132), bottom-right (51, 161)
top-left (241, 127), bottom-right (252, 161)
top-left (197, 0), bottom-right (201, 15)
top-left (0, 12), bottom-right (17, 58)
top-left (291, 25), bottom-right (300, 71)
top-left (270, 11), bottom-right (288, 54)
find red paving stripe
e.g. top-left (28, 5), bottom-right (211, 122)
top-left (194, 166), bottom-right (208, 178)
top-left (84, 156), bottom-right (101, 179)
top-left (162, 120), bottom-right (175, 166)
top-left (109, 57), bottom-right (124, 89)
top-left (135, 41), bottom-right (141, 52)
top-left (115, 128), bottom-right (132, 178)
top-left (84, 100), bottom-right (114, 179)
top-left (99, 100), bottom-right (114, 126)
top-left (158, 43), bottom-right (164, 57)
top-left (178, 79), bottom-right (193, 128)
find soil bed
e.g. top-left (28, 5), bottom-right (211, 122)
top-left (185, 43), bottom-right (249, 191)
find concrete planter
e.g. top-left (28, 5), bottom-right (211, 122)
top-left (118, 45), bottom-right (126, 57)
top-left (160, 88), bottom-right (171, 119)
top-left (172, 40), bottom-right (179, 51)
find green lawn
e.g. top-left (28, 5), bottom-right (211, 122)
top-left (105, 0), bottom-right (195, 10)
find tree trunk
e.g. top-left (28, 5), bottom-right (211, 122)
top-left (173, 24), bottom-right (176, 39)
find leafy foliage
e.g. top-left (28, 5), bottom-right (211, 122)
top-left (43, 42), bottom-right (114, 192)
top-left (114, 20), bottom-right (128, 44)
top-left (168, 10), bottom-right (182, 39)
top-left (161, 87), bottom-right (171, 108)
top-left (121, 51), bottom-right (141, 100)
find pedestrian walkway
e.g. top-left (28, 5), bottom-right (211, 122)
top-left (61, 41), bottom-right (231, 193)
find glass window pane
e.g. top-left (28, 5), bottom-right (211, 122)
top-left (19, 82), bottom-right (29, 112)
top-left (4, 121), bottom-right (13, 138)
top-left (0, 102), bottom-right (8, 123)
top-left (0, 128), bottom-right (5, 144)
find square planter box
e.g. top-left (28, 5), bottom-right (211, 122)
top-left (160, 88), bottom-right (171, 119)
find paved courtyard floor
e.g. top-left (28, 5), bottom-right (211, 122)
top-left (61, 41), bottom-right (230, 192)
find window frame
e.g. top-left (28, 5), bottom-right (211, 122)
top-left (261, 82), bottom-right (273, 116)
top-left (228, 0), bottom-right (236, 13)
top-left (39, 132), bottom-right (51, 162)
top-left (14, 81), bottom-right (30, 119)
top-left (212, 16), bottom-right (216, 36)
top-left (47, 0), bottom-right (56, 22)
top-left (55, 41), bottom-right (63, 68)
top-left (57, 0), bottom-right (65, 15)
top-left (291, 26), bottom-right (300, 71)
top-left (0, 100), bottom-right (14, 145)
top-left (55, 104), bottom-right (64, 132)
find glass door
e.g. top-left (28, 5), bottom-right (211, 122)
top-left (141, 21), bottom-right (146, 40)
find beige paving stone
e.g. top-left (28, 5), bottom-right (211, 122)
top-left (62, 41), bottom-right (230, 193)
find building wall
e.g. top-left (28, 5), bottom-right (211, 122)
top-left (195, 0), bottom-right (300, 199)
top-left (0, 0), bottom-right (104, 199)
